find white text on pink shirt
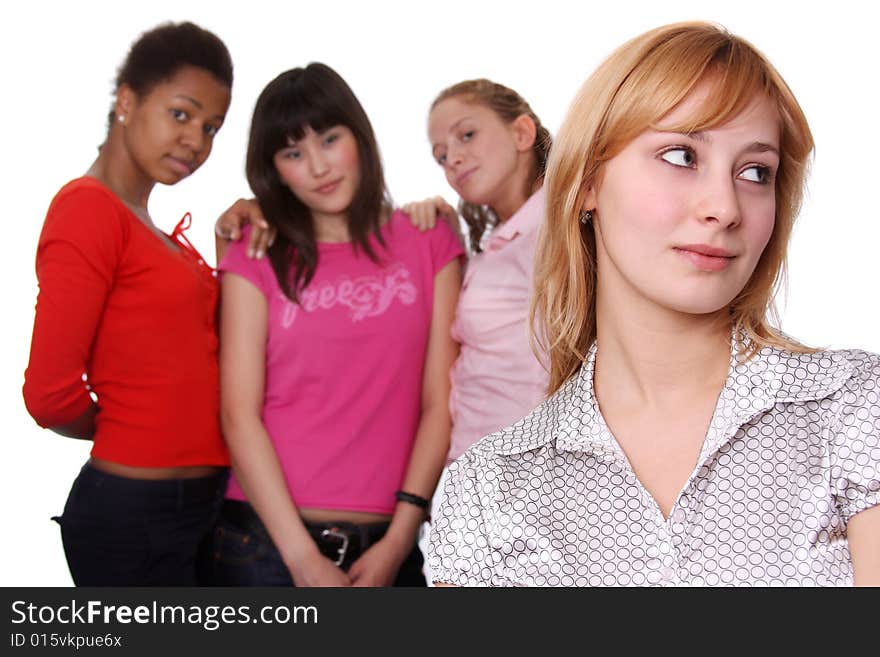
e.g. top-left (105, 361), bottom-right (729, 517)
top-left (280, 263), bottom-right (418, 328)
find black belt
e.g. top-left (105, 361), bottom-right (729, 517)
top-left (220, 499), bottom-right (389, 570)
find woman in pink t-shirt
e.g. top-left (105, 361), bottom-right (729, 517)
top-left (206, 63), bottom-right (462, 587)
top-left (406, 80), bottom-right (553, 461)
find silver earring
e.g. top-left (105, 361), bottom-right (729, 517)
top-left (579, 209), bottom-right (593, 224)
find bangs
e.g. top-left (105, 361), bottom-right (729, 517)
top-left (651, 57), bottom-right (773, 134)
top-left (258, 72), bottom-right (351, 155)
top-left (605, 30), bottom-right (782, 152)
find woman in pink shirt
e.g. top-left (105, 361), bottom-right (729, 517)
top-left (408, 80), bottom-right (552, 461)
top-left (208, 63), bottom-right (462, 587)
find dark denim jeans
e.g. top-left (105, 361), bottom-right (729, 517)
top-left (203, 499), bottom-right (426, 586)
top-left (55, 462), bottom-right (228, 586)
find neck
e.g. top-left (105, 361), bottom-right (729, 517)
top-left (593, 281), bottom-right (732, 409)
top-left (87, 129), bottom-right (155, 210)
top-left (490, 156), bottom-right (535, 223)
top-left (312, 212), bottom-right (351, 243)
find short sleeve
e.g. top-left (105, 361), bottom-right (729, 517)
top-left (830, 351), bottom-right (880, 522)
top-left (217, 225), bottom-right (275, 298)
top-left (23, 182), bottom-right (127, 427)
top-left (427, 452), bottom-right (513, 587)
top-left (425, 217), bottom-right (465, 276)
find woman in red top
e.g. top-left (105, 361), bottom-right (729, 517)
top-left (22, 22), bottom-right (233, 586)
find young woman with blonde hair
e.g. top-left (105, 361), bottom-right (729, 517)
top-left (411, 79), bottom-right (553, 463)
top-left (428, 21), bottom-right (880, 586)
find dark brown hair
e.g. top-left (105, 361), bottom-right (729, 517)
top-left (108, 21), bottom-right (233, 128)
top-left (432, 79), bottom-right (551, 252)
top-left (246, 63), bottom-right (391, 302)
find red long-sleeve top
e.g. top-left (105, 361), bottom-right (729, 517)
top-left (23, 177), bottom-right (229, 467)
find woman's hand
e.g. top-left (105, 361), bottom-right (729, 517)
top-left (347, 535), bottom-right (411, 587)
top-left (214, 198), bottom-right (276, 261)
top-left (402, 196), bottom-right (459, 232)
top-left (287, 547), bottom-right (353, 587)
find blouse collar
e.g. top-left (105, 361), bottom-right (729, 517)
top-left (489, 331), bottom-right (854, 458)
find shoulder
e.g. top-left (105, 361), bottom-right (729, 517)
top-left (384, 209), bottom-right (427, 241)
top-left (39, 178), bottom-right (132, 261)
top-left (385, 209), bottom-right (458, 242)
top-left (833, 348), bottom-right (880, 388)
top-left (772, 346), bottom-right (880, 401)
top-left (822, 348), bottom-right (880, 410)
top-left (384, 210), bottom-right (464, 267)
top-left (44, 177), bottom-right (129, 234)
top-left (760, 345), bottom-right (880, 428)
top-left (219, 224), bottom-right (258, 268)
top-left (218, 224), bottom-right (275, 293)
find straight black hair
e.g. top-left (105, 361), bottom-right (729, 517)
top-left (246, 63), bottom-right (391, 303)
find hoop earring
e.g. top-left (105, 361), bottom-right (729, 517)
top-left (579, 209), bottom-right (593, 224)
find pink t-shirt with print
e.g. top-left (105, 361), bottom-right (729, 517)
top-left (219, 212), bottom-right (463, 514)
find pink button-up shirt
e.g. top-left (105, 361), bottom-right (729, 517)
top-left (448, 188), bottom-right (549, 463)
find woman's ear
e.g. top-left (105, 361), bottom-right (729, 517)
top-left (581, 184), bottom-right (597, 213)
top-left (114, 84), bottom-right (136, 124)
top-left (511, 114), bottom-right (537, 152)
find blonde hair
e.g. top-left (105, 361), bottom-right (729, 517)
top-left (534, 21), bottom-right (815, 394)
top-left (432, 79), bottom-right (552, 253)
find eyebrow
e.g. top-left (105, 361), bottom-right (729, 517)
top-left (680, 131), bottom-right (780, 157)
top-left (174, 94), bottom-right (203, 109)
top-left (174, 94), bottom-right (226, 121)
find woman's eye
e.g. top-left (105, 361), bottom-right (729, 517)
top-left (660, 147), bottom-right (696, 168)
top-left (436, 153), bottom-right (447, 166)
top-left (283, 150), bottom-right (301, 160)
top-left (324, 133), bottom-right (339, 146)
top-left (739, 165), bottom-right (772, 184)
top-left (170, 109), bottom-right (188, 122)
top-left (461, 130), bottom-right (475, 142)
top-left (204, 124), bottom-right (219, 137)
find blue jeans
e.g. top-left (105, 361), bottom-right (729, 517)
top-left (203, 500), bottom-right (426, 586)
top-left (55, 462), bottom-right (228, 586)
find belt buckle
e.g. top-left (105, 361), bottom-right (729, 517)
top-left (320, 527), bottom-right (349, 566)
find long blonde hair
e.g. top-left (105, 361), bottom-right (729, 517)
top-left (534, 22), bottom-right (815, 394)
top-left (432, 79), bottom-right (552, 253)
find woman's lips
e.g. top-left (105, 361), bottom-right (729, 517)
top-left (166, 156), bottom-right (194, 175)
top-left (674, 244), bottom-right (736, 271)
top-left (455, 167), bottom-right (477, 188)
top-left (315, 179), bottom-right (342, 194)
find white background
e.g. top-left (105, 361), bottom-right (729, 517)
top-left (2, 0), bottom-right (877, 585)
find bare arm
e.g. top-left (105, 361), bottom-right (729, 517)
top-left (348, 258), bottom-right (462, 586)
top-left (219, 273), bottom-right (350, 586)
top-left (848, 504), bottom-right (880, 586)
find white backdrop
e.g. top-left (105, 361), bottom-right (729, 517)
top-left (2, 0), bottom-right (877, 586)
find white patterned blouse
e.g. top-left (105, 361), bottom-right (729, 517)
top-left (427, 340), bottom-right (880, 586)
